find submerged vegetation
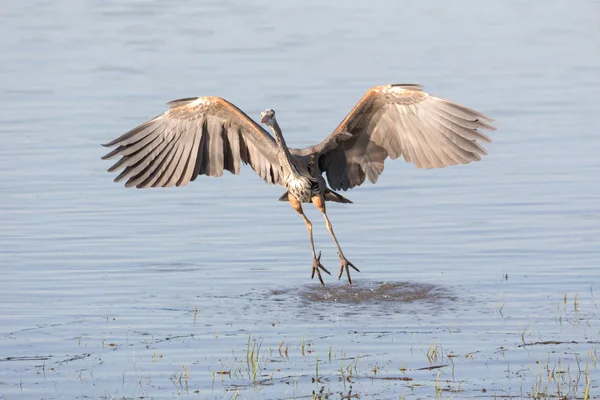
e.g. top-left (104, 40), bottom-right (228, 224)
top-left (2, 284), bottom-right (598, 399)
top-left (200, 333), bottom-right (597, 399)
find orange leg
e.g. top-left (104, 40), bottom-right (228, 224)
top-left (288, 194), bottom-right (330, 285)
top-left (312, 195), bottom-right (360, 284)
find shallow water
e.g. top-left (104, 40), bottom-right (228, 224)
top-left (1, 0), bottom-right (599, 398)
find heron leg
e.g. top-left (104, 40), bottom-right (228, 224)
top-left (312, 195), bottom-right (360, 285)
top-left (288, 194), bottom-right (330, 285)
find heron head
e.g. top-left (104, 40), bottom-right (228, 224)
top-left (260, 109), bottom-right (276, 126)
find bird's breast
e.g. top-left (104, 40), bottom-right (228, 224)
top-left (286, 176), bottom-right (315, 203)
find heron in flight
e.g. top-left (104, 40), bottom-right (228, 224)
top-left (102, 84), bottom-right (495, 285)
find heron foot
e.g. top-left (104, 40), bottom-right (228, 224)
top-left (338, 256), bottom-right (360, 285)
top-left (311, 251), bottom-right (331, 286)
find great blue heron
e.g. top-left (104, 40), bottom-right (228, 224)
top-left (102, 84), bottom-right (495, 285)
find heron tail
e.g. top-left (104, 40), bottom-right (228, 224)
top-left (278, 190), bottom-right (353, 204)
top-left (324, 189), bottom-right (353, 204)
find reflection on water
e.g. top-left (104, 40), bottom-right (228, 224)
top-left (1, 0), bottom-right (599, 398)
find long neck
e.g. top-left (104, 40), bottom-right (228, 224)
top-left (270, 119), bottom-right (301, 176)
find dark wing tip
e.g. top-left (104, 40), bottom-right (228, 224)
top-left (389, 83), bottom-right (424, 91)
top-left (166, 97), bottom-right (200, 108)
top-left (102, 139), bottom-right (120, 148)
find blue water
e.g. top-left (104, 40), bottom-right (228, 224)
top-left (1, 1), bottom-right (599, 398)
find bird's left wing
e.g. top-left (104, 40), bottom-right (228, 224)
top-left (102, 97), bottom-right (283, 188)
top-left (294, 84), bottom-right (496, 191)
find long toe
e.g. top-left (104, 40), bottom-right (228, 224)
top-left (338, 258), bottom-right (360, 285)
top-left (311, 251), bottom-right (331, 286)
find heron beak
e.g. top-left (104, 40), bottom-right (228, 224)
top-left (260, 114), bottom-right (268, 124)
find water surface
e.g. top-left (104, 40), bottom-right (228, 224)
top-left (1, 0), bottom-right (599, 398)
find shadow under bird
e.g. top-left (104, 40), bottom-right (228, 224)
top-left (102, 84), bottom-right (496, 285)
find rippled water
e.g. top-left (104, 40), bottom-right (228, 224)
top-left (1, 0), bottom-right (599, 399)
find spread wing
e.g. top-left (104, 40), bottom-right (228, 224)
top-left (102, 97), bottom-right (283, 188)
top-left (296, 84), bottom-right (496, 191)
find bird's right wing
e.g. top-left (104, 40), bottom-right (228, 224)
top-left (102, 97), bottom-right (283, 188)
